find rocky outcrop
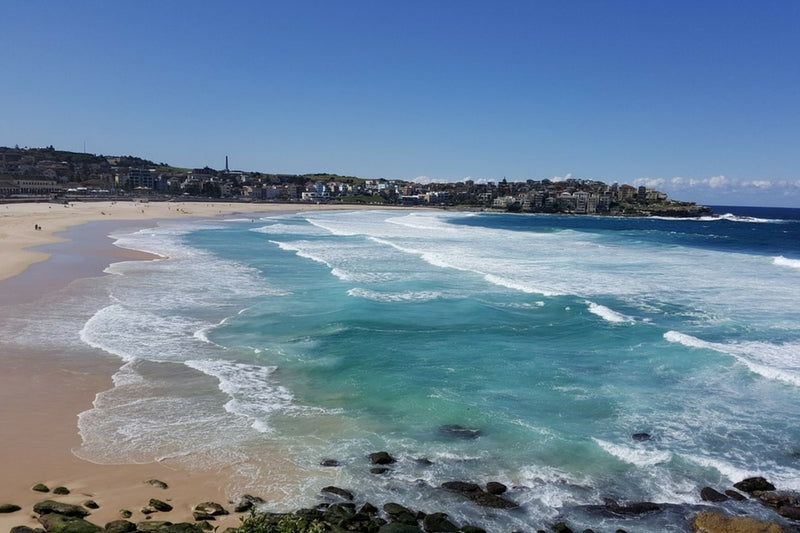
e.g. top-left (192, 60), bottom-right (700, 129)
top-left (369, 451), bottom-right (396, 465)
top-left (734, 476), bottom-right (776, 493)
top-left (33, 500), bottom-right (90, 518)
top-left (38, 513), bottom-right (102, 533)
top-left (691, 511), bottom-right (786, 533)
top-left (441, 481), bottom-right (518, 509)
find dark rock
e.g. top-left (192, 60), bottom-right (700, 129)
top-left (631, 433), bottom-right (651, 442)
top-left (383, 503), bottom-right (418, 525)
top-left (135, 521), bottom-right (172, 532)
top-left (369, 451), bottom-right (396, 465)
top-left (11, 527), bottom-right (43, 533)
top-left (319, 459), bottom-right (341, 467)
top-left (551, 523), bottom-right (573, 533)
top-left (777, 505), bottom-right (800, 520)
top-left (733, 476), bottom-right (775, 493)
top-left (197, 522), bottom-right (213, 531)
top-left (378, 523), bottom-right (423, 533)
top-left (700, 487), bottom-right (728, 502)
top-left (440, 481), bottom-right (481, 493)
top-left (52, 487), bottom-right (70, 496)
top-left (371, 467), bottom-right (390, 474)
top-left (414, 458), bottom-right (434, 466)
top-left (193, 502), bottom-right (228, 516)
top-left (360, 502), bottom-right (379, 515)
top-left (119, 510), bottom-right (133, 519)
top-left (38, 513), bottom-right (102, 533)
top-left (232, 494), bottom-right (265, 513)
top-left (32, 484), bottom-right (50, 493)
top-left (192, 512), bottom-right (214, 521)
top-left (148, 499), bottom-right (174, 512)
top-left (724, 490), bottom-right (746, 501)
top-left (162, 524), bottom-right (205, 533)
top-left (33, 501), bottom-right (90, 518)
top-left (0, 503), bottom-right (22, 513)
top-left (486, 481), bottom-right (507, 495)
top-left (613, 502), bottom-right (660, 515)
top-left (422, 512), bottom-right (458, 532)
top-left (441, 481), bottom-right (517, 509)
top-left (82, 501), bottom-right (99, 510)
top-left (146, 479), bottom-right (169, 490)
top-left (104, 520), bottom-right (136, 533)
top-left (460, 527), bottom-right (486, 533)
top-left (321, 486), bottom-right (354, 501)
top-left (438, 424), bottom-right (481, 439)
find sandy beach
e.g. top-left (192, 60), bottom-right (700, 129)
top-left (0, 200), bottom-right (376, 532)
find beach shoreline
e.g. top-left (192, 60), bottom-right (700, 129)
top-left (0, 200), bottom-right (389, 532)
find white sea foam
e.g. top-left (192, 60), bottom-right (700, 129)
top-left (593, 438), bottom-right (673, 467)
top-left (664, 331), bottom-right (800, 387)
top-left (586, 301), bottom-right (634, 323)
top-left (251, 223), bottom-right (330, 236)
top-left (484, 274), bottom-right (562, 297)
top-left (347, 288), bottom-right (444, 302)
top-left (774, 256), bottom-right (800, 269)
top-left (185, 359), bottom-right (295, 433)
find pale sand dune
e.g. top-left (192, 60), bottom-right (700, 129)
top-left (0, 200), bottom-right (392, 531)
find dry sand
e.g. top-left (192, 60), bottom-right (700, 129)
top-left (0, 200), bottom-right (385, 532)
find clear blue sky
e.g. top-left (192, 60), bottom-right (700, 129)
top-left (2, 1), bottom-right (799, 207)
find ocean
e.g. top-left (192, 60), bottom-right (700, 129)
top-left (6, 205), bottom-right (800, 531)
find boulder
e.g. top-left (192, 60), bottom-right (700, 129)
top-left (440, 481), bottom-right (517, 509)
top-left (321, 486), bottom-right (354, 501)
top-left (37, 514), bottom-right (102, 533)
top-left (33, 501), bottom-right (90, 518)
top-left (486, 481), bottom-right (507, 495)
top-left (414, 458), bottom-right (434, 466)
top-left (232, 494), bottom-right (264, 513)
top-left (82, 501), bottom-right (99, 510)
top-left (193, 502), bottom-right (228, 516)
top-left (438, 425), bottom-right (481, 439)
top-left (32, 484), bottom-right (50, 493)
top-left (371, 467), bottom-right (390, 474)
top-left (551, 523), bottom-right (574, 533)
top-left (421, 512), bottom-right (458, 532)
top-left (52, 487), bottom-right (70, 495)
top-left (691, 511), bottom-right (785, 533)
top-left (383, 503), bottom-right (418, 525)
top-left (459, 527), bottom-right (486, 533)
top-left (103, 520), bottom-right (136, 533)
top-left (146, 479), bottom-right (169, 490)
top-left (148, 499), bottom-right (174, 512)
top-left (378, 523), bottom-right (423, 533)
top-left (319, 459), bottom-right (341, 467)
top-left (700, 487), bottom-right (728, 502)
top-left (369, 451), bottom-right (396, 465)
top-left (725, 490), bottom-right (746, 501)
top-left (10, 527), bottom-right (43, 533)
top-left (440, 481), bottom-right (481, 493)
top-left (118, 510), bottom-right (133, 519)
top-left (0, 503), bottom-right (22, 513)
top-left (632, 433), bottom-right (651, 442)
top-left (135, 522), bottom-right (173, 532)
top-left (733, 477), bottom-right (775, 493)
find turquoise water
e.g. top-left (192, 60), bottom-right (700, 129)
top-left (21, 207), bottom-right (800, 531)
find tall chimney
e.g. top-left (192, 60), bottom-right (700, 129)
top-left (225, 156), bottom-right (229, 172)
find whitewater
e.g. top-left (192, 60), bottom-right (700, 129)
top-left (6, 206), bottom-right (800, 531)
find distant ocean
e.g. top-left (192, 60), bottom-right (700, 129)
top-left (7, 205), bottom-right (800, 531)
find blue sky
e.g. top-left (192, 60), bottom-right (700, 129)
top-left (2, 1), bottom-right (799, 207)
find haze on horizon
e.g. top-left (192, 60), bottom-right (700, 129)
top-left (2, 1), bottom-right (799, 208)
